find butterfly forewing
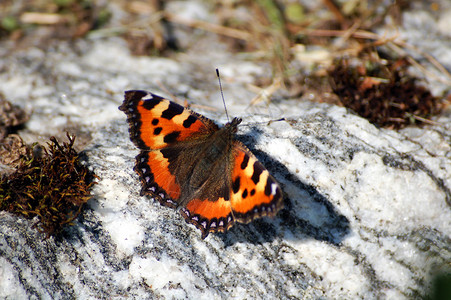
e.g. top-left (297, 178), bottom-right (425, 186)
top-left (120, 90), bottom-right (218, 150)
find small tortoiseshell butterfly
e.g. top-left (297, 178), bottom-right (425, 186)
top-left (119, 90), bottom-right (283, 238)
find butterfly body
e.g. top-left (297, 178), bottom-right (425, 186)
top-left (119, 90), bottom-right (283, 238)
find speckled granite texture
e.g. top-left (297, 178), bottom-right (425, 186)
top-left (1, 1), bottom-right (450, 299)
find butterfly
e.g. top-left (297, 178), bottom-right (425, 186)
top-left (119, 90), bottom-right (283, 239)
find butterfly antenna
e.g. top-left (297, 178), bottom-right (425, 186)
top-left (240, 118), bottom-right (286, 127)
top-left (216, 68), bottom-right (230, 122)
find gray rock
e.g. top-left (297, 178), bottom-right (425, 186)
top-left (1, 3), bottom-right (450, 299)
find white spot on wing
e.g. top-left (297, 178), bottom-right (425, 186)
top-left (271, 183), bottom-right (278, 195)
top-left (142, 93), bottom-right (153, 100)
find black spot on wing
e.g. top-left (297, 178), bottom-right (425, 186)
top-left (251, 162), bottom-right (263, 184)
top-left (163, 131), bottom-right (181, 144)
top-left (161, 102), bottom-right (184, 120)
top-left (160, 147), bottom-right (183, 164)
top-left (240, 154), bottom-right (250, 170)
top-left (183, 115), bottom-right (197, 128)
top-left (142, 98), bottom-right (161, 110)
top-left (264, 179), bottom-right (273, 196)
top-left (154, 127), bottom-right (162, 135)
top-left (232, 176), bottom-right (240, 194)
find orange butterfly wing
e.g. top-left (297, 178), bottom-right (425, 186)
top-left (181, 141), bottom-right (283, 238)
top-left (120, 90), bottom-right (283, 239)
top-left (120, 90), bottom-right (218, 150)
top-left (120, 90), bottom-right (218, 207)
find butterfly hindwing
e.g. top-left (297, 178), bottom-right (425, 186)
top-left (181, 198), bottom-right (234, 239)
top-left (134, 150), bottom-right (180, 208)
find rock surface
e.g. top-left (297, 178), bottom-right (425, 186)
top-left (1, 2), bottom-right (450, 299)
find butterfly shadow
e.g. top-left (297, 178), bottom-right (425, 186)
top-left (217, 131), bottom-right (351, 247)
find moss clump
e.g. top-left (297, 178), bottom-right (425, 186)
top-left (329, 58), bottom-right (446, 129)
top-left (0, 133), bottom-right (96, 236)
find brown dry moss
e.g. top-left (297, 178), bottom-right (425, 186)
top-left (329, 57), bottom-right (446, 129)
top-left (0, 133), bottom-right (96, 237)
